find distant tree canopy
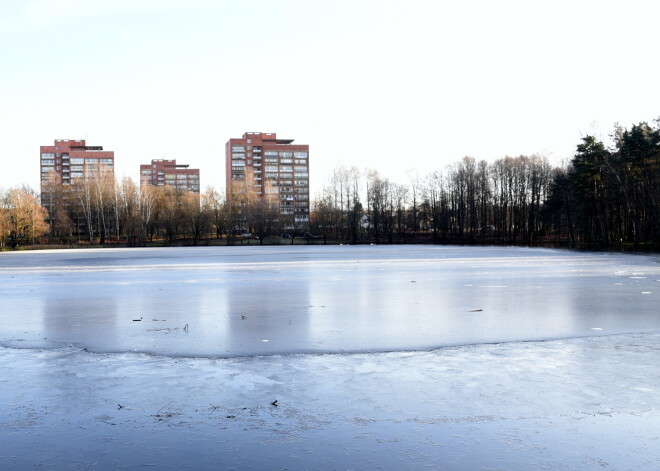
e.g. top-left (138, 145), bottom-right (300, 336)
top-left (3, 119), bottom-right (657, 250)
top-left (310, 120), bottom-right (658, 246)
top-left (543, 121), bottom-right (659, 245)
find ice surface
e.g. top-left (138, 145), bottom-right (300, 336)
top-left (1, 246), bottom-right (659, 470)
top-left (1, 245), bottom-right (659, 356)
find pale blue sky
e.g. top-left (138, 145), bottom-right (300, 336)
top-left (2, 0), bottom-right (659, 195)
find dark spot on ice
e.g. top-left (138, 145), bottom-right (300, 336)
top-left (271, 400), bottom-right (278, 407)
top-left (133, 317), bottom-right (142, 322)
top-left (470, 309), bottom-right (484, 312)
top-left (241, 315), bottom-right (247, 319)
top-left (226, 415), bottom-right (236, 419)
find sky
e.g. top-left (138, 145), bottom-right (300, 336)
top-left (1, 0), bottom-right (659, 196)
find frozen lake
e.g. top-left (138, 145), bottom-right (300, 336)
top-left (1, 246), bottom-right (659, 470)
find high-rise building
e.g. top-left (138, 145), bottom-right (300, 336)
top-left (139, 159), bottom-right (200, 193)
top-left (40, 139), bottom-right (114, 187)
top-left (225, 132), bottom-right (309, 228)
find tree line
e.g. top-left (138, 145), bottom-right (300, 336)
top-left (1, 119), bottom-right (657, 249)
top-left (311, 120), bottom-right (658, 246)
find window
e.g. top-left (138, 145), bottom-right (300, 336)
top-left (41, 153), bottom-right (55, 158)
top-left (264, 151), bottom-right (278, 156)
top-left (232, 160), bottom-right (246, 166)
top-left (294, 152), bottom-right (308, 158)
top-left (71, 158), bottom-right (84, 164)
top-left (280, 165), bottom-right (293, 172)
top-left (265, 165), bottom-right (278, 172)
top-left (280, 152), bottom-right (292, 158)
top-left (232, 153), bottom-right (245, 159)
top-left (232, 146), bottom-right (245, 152)
top-left (41, 160), bottom-right (55, 166)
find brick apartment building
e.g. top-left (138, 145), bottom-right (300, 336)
top-left (225, 132), bottom-right (309, 228)
top-left (40, 139), bottom-right (114, 188)
top-left (139, 159), bottom-right (200, 193)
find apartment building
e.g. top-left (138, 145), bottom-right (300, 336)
top-left (139, 159), bottom-right (200, 193)
top-left (40, 139), bottom-right (114, 187)
top-left (225, 132), bottom-right (309, 227)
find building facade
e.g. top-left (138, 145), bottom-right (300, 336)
top-left (40, 139), bottom-right (114, 187)
top-left (225, 132), bottom-right (309, 229)
top-left (139, 159), bottom-right (200, 193)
